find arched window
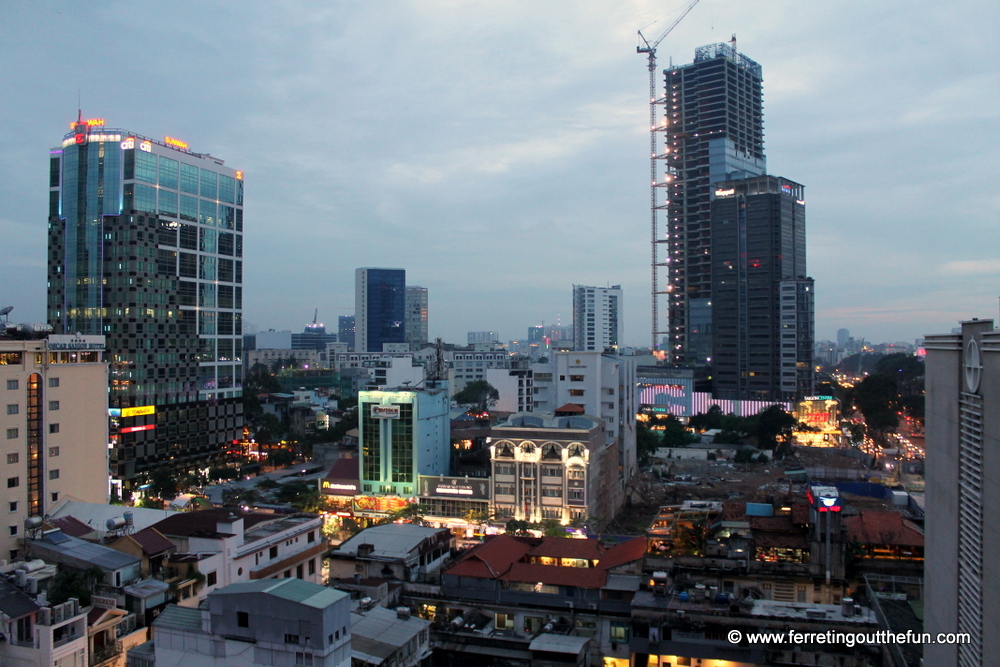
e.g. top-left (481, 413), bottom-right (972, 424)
top-left (541, 443), bottom-right (562, 461)
top-left (521, 442), bottom-right (536, 455)
top-left (567, 443), bottom-right (586, 460)
top-left (495, 442), bottom-right (514, 458)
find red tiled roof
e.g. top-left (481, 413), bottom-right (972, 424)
top-left (130, 527), bottom-right (176, 556)
top-left (49, 515), bottom-right (95, 538)
top-left (446, 535), bottom-right (534, 579)
top-left (554, 403), bottom-right (585, 414)
top-left (528, 537), bottom-right (605, 561)
top-left (500, 562), bottom-right (607, 589)
top-left (596, 538), bottom-right (646, 571)
top-left (844, 511), bottom-right (924, 548)
top-left (153, 509), bottom-right (275, 538)
top-left (326, 457), bottom-right (359, 481)
top-left (748, 516), bottom-right (799, 532)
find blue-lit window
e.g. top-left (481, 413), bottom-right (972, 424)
top-left (198, 365), bottom-right (216, 390)
top-left (158, 191), bottom-right (178, 218)
top-left (218, 366), bottom-right (234, 389)
top-left (200, 228), bottom-right (217, 253)
top-left (235, 260), bottom-right (242, 284)
top-left (180, 195), bottom-right (198, 222)
top-left (134, 184), bottom-right (156, 213)
top-left (180, 164), bottom-right (198, 194)
top-left (199, 256), bottom-right (216, 280)
top-left (159, 157), bottom-right (179, 189)
top-left (200, 169), bottom-right (217, 199)
top-left (123, 183), bottom-right (133, 213)
top-left (219, 205), bottom-right (234, 230)
top-left (200, 200), bottom-right (216, 226)
top-left (199, 311), bottom-right (216, 335)
top-left (199, 283), bottom-right (216, 308)
top-left (136, 151), bottom-right (157, 184)
top-left (219, 174), bottom-right (235, 203)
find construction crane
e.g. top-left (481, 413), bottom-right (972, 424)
top-left (637, 0), bottom-right (700, 355)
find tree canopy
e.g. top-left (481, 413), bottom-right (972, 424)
top-left (453, 380), bottom-right (500, 413)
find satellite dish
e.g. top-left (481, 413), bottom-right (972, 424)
top-left (0, 306), bottom-right (12, 316)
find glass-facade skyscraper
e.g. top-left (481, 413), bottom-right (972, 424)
top-left (47, 117), bottom-right (244, 488)
top-left (664, 43), bottom-right (766, 365)
top-left (355, 268), bottom-right (405, 352)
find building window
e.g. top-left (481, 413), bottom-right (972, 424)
top-left (6, 428), bottom-right (18, 439)
top-left (285, 634), bottom-right (300, 644)
top-left (269, 546), bottom-right (278, 559)
top-left (541, 488), bottom-right (561, 497)
top-left (5, 453), bottom-right (17, 464)
top-left (50, 492), bottom-right (58, 503)
top-left (48, 378), bottom-right (59, 388)
top-left (6, 404), bottom-right (18, 415)
top-left (494, 613), bottom-right (514, 630)
top-left (610, 622), bottom-right (630, 642)
top-left (6, 477), bottom-right (18, 488)
top-left (48, 401), bottom-right (59, 411)
top-left (568, 389), bottom-right (584, 397)
top-left (307, 530), bottom-right (315, 543)
top-left (206, 571), bottom-right (217, 586)
top-left (9, 525), bottom-right (17, 536)
top-left (294, 652), bottom-right (313, 666)
top-left (308, 558), bottom-right (316, 575)
top-left (569, 375), bottom-right (584, 382)
top-left (49, 469), bottom-right (60, 480)
top-left (5, 380), bottom-right (17, 390)
top-left (49, 447), bottom-right (59, 457)
top-left (49, 424), bottom-right (60, 434)
top-left (9, 501), bottom-right (17, 512)
top-left (237, 611), bottom-right (249, 628)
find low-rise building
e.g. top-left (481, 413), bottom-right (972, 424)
top-left (130, 578), bottom-right (352, 667)
top-left (328, 524), bottom-right (454, 584)
top-left (0, 578), bottom-right (89, 667)
top-left (351, 605), bottom-right (430, 667)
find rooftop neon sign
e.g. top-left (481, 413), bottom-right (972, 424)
top-left (164, 136), bottom-right (189, 150)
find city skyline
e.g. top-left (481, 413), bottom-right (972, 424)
top-left (1, 2), bottom-right (995, 346)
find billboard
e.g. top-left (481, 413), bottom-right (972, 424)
top-left (321, 480), bottom-right (359, 496)
top-left (121, 405), bottom-right (156, 418)
top-left (371, 405), bottom-right (400, 419)
top-left (419, 476), bottom-right (490, 501)
top-left (353, 495), bottom-right (411, 515)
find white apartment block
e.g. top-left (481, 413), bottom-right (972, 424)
top-left (572, 284), bottom-right (622, 352)
top-left (447, 350), bottom-right (510, 394)
top-left (1, 334), bottom-right (109, 562)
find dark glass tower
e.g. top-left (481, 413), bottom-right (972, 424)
top-left (710, 176), bottom-right (813, 400)
top-left (48, 118), bottom-right (244, 489)
top-left (355, 268), bottom-right (406, 352)
top-left (664, 43), bottom-right (766, 364)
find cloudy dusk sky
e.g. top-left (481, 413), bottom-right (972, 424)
top-left (1, 0), bottom-right (996, 346)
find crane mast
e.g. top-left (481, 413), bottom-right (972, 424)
top-left (637, 0), bottom-right (699, 356)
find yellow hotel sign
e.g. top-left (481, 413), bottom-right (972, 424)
top-left (121, 405), bottom-right (155, 418)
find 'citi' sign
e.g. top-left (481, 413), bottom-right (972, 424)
top-left (371, 405), bottom-right (400, 419)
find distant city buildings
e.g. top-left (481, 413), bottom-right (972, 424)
top-left (404, 286), bottom-right (428, 351)
top-left (467, 331), bottom-right (499, 345)
top-left (710, 176), bottom-right (814, 401)
top-left (572, 284), bottom-right (621, 352)
top-left (0, 333), bottom-right (109, 560)
top-left (338, 315), bottom-right (356, 351)
top-left (925, 318), bottom-right (997, 667)
top-left (47, 118), bottom-right (244, 488)
top-left (355, 268), bottom-right (406, 353)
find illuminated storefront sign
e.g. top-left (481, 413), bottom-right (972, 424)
top-left (418, 476), bottom-right (490, 500)
top-left (139, 140), bottom-right (152, 153)
top-left (121, 137), bottom-right (135, 150)
top-left (121, 405), bottom-right (156, 418)
top-left (371, 405), bottom-right (400, 419)
top-left (120, 424), bottom-right (156, 434)
top-left (321, 480), bottom-right (358, 495)
top-left (353, 495), bottom-right (411, 515)
top-left (714, 188), bottom-right (735, 197)
top-left (164, 136), bottom-right (189, 150)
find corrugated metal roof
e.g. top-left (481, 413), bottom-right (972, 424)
top-left (604, 573), bottom-right (642, 591)
top-left (30, 531), bottom-right (141, 570)
top-left (153, 604), bottom-right (205, 632)
top-left (123, 578), bottom-right (170, 598)
top-left (0, 578), bottom-right (41, 620)
top-left (211, 579), bottom-right (348, 609)
top-left (528, 633), bottom-right (590, 653)
top-left (351, 606), bottom-right (428, 654)
top-left (337, 524), bottom-right (447, 560)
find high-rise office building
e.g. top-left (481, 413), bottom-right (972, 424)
top-left (572, 284), bottom-right (622, 352)
top-left (925, 318), bottom-right (998, 667)
top-left (467, 331), bottom-right (499, 345)
top-left (662, 43), bottom-right (766, 364)
top-left (47, 118), bottom-right (244, 488)
top-left (338, 315), bottom-right (356, 351)
top-left (710, 176), bottom-right (813, 400)
top-left (355, 268), bottom-right (406, 352)
top-left (404, 285), bottom-right (428, 351)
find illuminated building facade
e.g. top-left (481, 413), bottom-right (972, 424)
top-left (925, 318), bottom-right (1000, 667)
top-left (357, 384), bottom-right (449, 508)
top-left (664, 43), bottom-right (767, 365)
top-left (355, 268), bottom-right (405, 352)
top-left (572, 284), bottom-right (621, 352)
top-left (710, 176), bottom-right (814, 401)
top-left (47, 118), bottom-right (244, 486)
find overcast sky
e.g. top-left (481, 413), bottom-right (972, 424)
top-left (1, 1), bottom-right (996, 346)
